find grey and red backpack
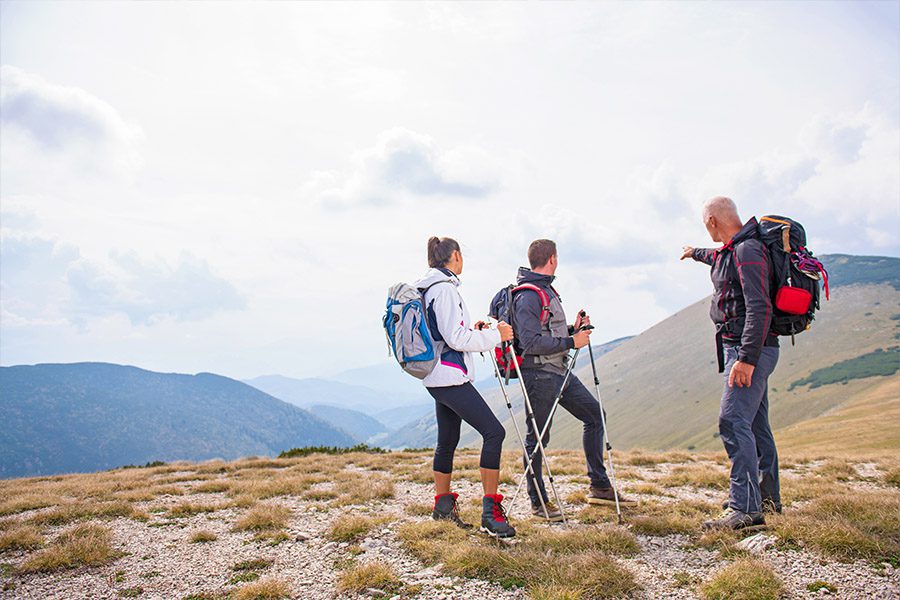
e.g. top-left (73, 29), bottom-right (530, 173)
top-left (488, 283), bottom-right (553, 379)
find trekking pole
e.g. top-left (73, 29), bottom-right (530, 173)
top-left (506, 346), bottom-right (581, 524)
top-left (486, 343), bottom-right (552, 523)
top-left (506, 343), bottom-right (569, 525)
top-left (582, 312), bottom-right (624, 525)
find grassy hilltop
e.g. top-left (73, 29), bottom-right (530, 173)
top-left (1, 447), bottom-right (898, 599)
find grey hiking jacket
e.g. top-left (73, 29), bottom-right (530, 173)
top-left (414, 267), bottom-right (501, 388)
top-left (511, 267), bottom-right (575, 375)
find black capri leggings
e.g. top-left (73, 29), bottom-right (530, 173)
top-left (427, 382), bottom-right (506, 473)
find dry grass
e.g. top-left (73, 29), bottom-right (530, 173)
top-left (566, 490), bottom-right (588, 504)
top-left (336, 561), bottom-right (404, 595)
top-left (326, 515), bottom-right (388, 543)
top-left (225, 475), bottom-right (320, 500)
top-left (813, 460), bottom-right (858, 482)
top-left (623, 450), bottom-right (697, 466)
top-left (301, 488), bottom-right (338, 501)
top-left (771, 490), bottom-right (900, 562)
top-left (0, 524), bottom-right (44, 552)
top-left (231, 558), bottom-right (273, 571)
top-left (28, 500), bottom-right (142, 526)
top-left (692, 529), bottom-right (747, 558)
top-left (625, 499), bottom-right (719, 536)
top-left (0, 495), bottom-right (63, 517)
top-left (883, 468), bottom-right (900, 487)
top-left (700, 558), bottom-right (784, 600)
top-left (398, 518), bottom-right (639, 598)
top-left (404, 502), bottom-right (433, 517)
top-left (444, 546), bottom-right (639, 598)
top-left (233, 505), bottom-right (291, 532)
top-left (398, 520), bottom-right (469, 565)
top-left (331, 471), bottom-right (395, 505)
top-left (193, 481), bottom-right (231, 494)
top-left (230, 577), bottom-right (291, 600)
top-left (525, 525), bottom-right (639, 556)
top-left (659, 464), bottom-right (729, 490)
top-left (18, 524), bottom-right (117, 572)
top-left (188, 530), bottom-right (218, 543)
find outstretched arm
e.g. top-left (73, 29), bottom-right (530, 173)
top-left (681, 246), bottom-right (716, 265)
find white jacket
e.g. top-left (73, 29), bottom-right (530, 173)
top-left (414, 268), bottom-right (500, 388)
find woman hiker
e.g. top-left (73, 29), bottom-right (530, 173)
top-left (414, 236), bottom-right (516, 538)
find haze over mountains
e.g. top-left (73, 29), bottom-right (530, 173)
top-left (1, 254), bottom-right (897, 479)
top-left (0, 363), bottom-right (355, 478)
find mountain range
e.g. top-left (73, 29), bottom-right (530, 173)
top-left (0, 363), bottom-right (355, 478)
top-left (2, 254), bottom-right (896, 479)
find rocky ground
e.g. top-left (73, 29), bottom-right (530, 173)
top-left (0, 450), bottom-right (897, 600)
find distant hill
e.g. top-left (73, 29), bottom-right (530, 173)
top-left (307, 404), bottom-right (388, 443)
top-left (243, 374), bottom-right (430, 416)
top-left (821, 254), bottom-right (900, 289)
top-left (376, 255), bottom-right (900, 452)
top-left (0, 363), bottom-right (355, 478)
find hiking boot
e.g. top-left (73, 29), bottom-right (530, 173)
top-left (481, 494), bottom-right (516, 538)
top-left (720, 498), bottom-right (783, 514)
top-left (587, 486), bottom-right (637, 506)
top-left (703, 508), bottom-right (765, 531)
top-left (531, 500), bottom-right (564, 522)
top-left (432, 492), bottom-right (472, 530)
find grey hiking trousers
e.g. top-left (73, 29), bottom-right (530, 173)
top-left (719, 345), bottom-right (781, 514)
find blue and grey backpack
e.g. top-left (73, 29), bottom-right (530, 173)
top-left (383, 282), bottom-right (447, 379)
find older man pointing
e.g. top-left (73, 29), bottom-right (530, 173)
top-left (682, 197), bottom-right (782, 531)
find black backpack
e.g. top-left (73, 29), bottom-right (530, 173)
top-left (488, 283), bottom-right (552, 379)
top-left (757, 215), bottom-right (829, 341)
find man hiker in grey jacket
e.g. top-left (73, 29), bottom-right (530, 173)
top-left (513, 239), bottom-right (635, 520)
top-left (682, 196), bottom-right (782, 530)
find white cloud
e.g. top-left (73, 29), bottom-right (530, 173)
top-left (696, 104), bottom-right (900, 254)
top-left (66, 252), bottom-right (246, 326)
top-left (516, 203), bottom-right (665, 268)
top-left (302, 128), bottom-right (500, 207)
top-left (0, 65), bottom-right (143, 177)
top-left (0, 234), bottom-right (245, 328)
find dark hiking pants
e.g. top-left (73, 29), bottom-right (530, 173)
top-left (521, 369), bottom-right (611, 507)
top-left (720, 345), bottom-right (781, 514)
top-left (428, 382), bottom-right (506, 473)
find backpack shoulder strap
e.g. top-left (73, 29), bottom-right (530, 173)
top-left (512, 283), bottom-right (551, 325)
top-left (419, 280), bottom-right (452, 297)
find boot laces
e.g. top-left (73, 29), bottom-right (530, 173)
top-left (492, 499), bottom-right (507, 523)
top-left (450, 497), bottom-right (464, 523)
top-left (718, 507), bottom-right (736, 519)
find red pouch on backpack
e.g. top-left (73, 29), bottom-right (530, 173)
top-left (775, 286), bottom-right (812, 315)
top-left (494, 346), bottom-right (523, 378)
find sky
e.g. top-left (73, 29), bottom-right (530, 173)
top-left (1, 1), bottom-right (898, 381)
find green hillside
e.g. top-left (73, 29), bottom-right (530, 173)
top-left (463, 255), bottom-right (900, 453)
top-left (0, 363), bottom-right (356, 478)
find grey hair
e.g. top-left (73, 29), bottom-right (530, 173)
top-left (702, 196), bottom-right (739, 221)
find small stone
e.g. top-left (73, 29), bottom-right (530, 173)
top-left (364, 588), bottom-right (386, 597)
top-left (736, 533), bottom-right (776, 555)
